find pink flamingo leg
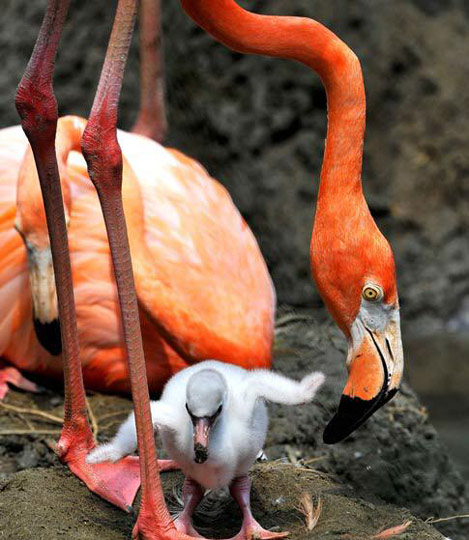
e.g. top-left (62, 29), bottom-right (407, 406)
top-left (15, 0), bottom-right (140, 511)
top-left (227, 476), bottom-right (289, 540)
top-left (131, 0), bottom-right (167, 142)
top-left (81, 1), bottom-right (193, 538)
top-left (173, 478), bottom-right (206, 538)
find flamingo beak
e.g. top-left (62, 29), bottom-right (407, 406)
top-left (27, 246), bottom-right (62, 355)
top-left (323, 314), bottom-right (403, 444)
top-left (193, 417), bottom-right (211, 463)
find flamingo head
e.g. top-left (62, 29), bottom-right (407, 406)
top-left (14, 148), bottom-right (72, 356)
top-left (311, 208), bottom-right (404, 444)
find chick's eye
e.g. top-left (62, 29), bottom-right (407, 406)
top-left (185, 403), bottom-right (196, 422)
top-left (209, 404), bottom-right (223, 421)
top-left (362, 284), bottom-right (383, 302)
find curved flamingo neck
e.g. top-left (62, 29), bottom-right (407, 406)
top-left (16, 116), bottom-right (85, 239)
top-left (181, 0), bottom-right (366, 206)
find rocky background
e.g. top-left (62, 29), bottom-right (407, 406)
top-left (2, 0), bottom-right (468, 331)
top-left (5, 0), bottom-right (469, 468)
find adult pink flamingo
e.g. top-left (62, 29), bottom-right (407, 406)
top-left (1, 116), bottom-right (274, 397)
top-left (180, 0), bottom-right (404, 448)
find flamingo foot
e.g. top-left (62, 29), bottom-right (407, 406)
top-left (227, 522), bottom-right (289, 540)
top-left (57, 426), bottom-right (140, 511)
top-left (70, 456), bottom-right (141, 511)
top-left (58, 431), bottom-right (179, 510)
top-left (0, 366), bottom-right (40, 400)
top-left (132, 507), bottom-right (201, 540)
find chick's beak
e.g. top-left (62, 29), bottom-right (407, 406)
top-left (193, 418), bottom-right (211, 463)
top-left (323, 317), bottom-right (403, 444)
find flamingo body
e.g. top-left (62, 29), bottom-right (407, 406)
top-left (0, 116), bottom-right (274, 395)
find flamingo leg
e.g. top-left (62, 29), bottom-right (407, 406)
top-left (81, 2), bottom-right (191, 539)
top-left (15, 0), bottom-right (141, 511)
top-left (131, 0), bottom-right (167, 142)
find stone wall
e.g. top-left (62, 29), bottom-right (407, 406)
top-left (1, 0), bottom-right (468, 328)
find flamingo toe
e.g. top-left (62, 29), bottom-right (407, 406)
top-left (0, 366), bottom-right (40, 400)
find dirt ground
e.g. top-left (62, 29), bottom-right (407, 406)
top-left (0, 463), bottom-right (444, 540)
top-left (0, 310), bottom-right (467, 539)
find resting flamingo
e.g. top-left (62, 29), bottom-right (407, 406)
top-left (1, 114), bottom-right (274, 397)
top-left (12, 0), bottom-right (405, 539)
top-left (0, 8), bottom-right (274, 400)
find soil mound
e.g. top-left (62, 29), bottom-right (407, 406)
top-left (0, 464), bottom-right (445, 540)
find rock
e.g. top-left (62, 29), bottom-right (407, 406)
top-left (0, 0), bottom-right (467, 326)
top-left (266, 310), bottom-right (468, 540)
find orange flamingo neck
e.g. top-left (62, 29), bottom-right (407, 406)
top-left (16, 116), bottom-right (86, 241)
top-left (181, 0), bottom-right (374, 332)
top-left (181, 0), bottom-right (366, 206)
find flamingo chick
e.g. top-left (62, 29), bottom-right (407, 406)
top-left (88, 360), bottom-right (325, 539)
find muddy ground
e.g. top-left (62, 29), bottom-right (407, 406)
top-left (1, 311), bottom-right (467, 539)
top-left (0, 464), bottom-right (444, 540)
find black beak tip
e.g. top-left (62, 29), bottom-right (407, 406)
top-left (194, 443), bottom-right (208, 464)
top-left (323, 412), bottom-right (357, 444)
top-left (323, 394), bottom-right (381, 445)
top-left (323, 389), bottom-right (399, 444)
top-left (33, 317), bottom-right (62, 356)
top-left (323, 420), bottom-right (346, 445)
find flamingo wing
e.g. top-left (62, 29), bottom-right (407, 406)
top-left (0, 118), bottom-right (274, 395)
top-left (118, 131), bottom-right (275, 367)
top-left (0, 126), bottom-right (49, 373)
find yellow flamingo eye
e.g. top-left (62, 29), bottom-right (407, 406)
top-left (362, 285), bottom-right (383, 302)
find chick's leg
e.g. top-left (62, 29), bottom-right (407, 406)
top-left (173, 477), bottom-right (206, 538)
top-left (228, 475), bottom-right (289, 540)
